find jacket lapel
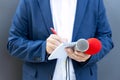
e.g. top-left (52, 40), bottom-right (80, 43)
top-left (72, 0), bottom-right (88, 41)
top-left (37, 0), bottom-right (54, 34)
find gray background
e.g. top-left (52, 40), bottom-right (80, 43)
top-left (0, 0), bottom-right (119, 80)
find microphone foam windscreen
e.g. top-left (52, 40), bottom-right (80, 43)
top-left (85, 38), bottom-right (102, 55)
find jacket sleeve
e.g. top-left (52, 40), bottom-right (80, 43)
top-left (81, 0), bottom-right (114, 67)
top-left (7, 0), bottom-right (48, 63)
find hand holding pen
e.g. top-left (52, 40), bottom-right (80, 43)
top-left (46, 28), bottom-right (63, 54)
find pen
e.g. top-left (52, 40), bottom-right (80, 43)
top-left (50, 27), bottom-right (57, 34)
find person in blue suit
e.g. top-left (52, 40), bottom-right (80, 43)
top-left (7, 0), bottom-right (114, 80)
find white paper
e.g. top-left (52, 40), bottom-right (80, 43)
top-left (48, 42), bottom-right (76, 60)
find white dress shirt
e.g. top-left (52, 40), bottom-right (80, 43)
top-left (50, 0), bottom-right (77, 80)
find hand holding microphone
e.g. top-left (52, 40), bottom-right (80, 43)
top-left (65, 38), bottom-right (102, 62)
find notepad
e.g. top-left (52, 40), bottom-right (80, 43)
top-left (48, 42), bottom-right (76, 60)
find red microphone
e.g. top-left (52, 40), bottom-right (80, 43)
top-left (75, 38), bottom-right (102, 55)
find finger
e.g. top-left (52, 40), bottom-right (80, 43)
top-left (47, 38), bottom-right (61, 46)
top-left (46, 43), bottom-right (58, 54)
top-left (70, 53), bottom-right (84, 62)
top-left (74, 51), bottom-right (91, 61)
top-left (65, 48), bottom-right (91, 62)
top-left (50, 34), bottom-right (63, 43)
top-left (65, 48), bottom-right (80, 61)
top-left (74, 52), bottom-right (91, 59)
top-left (48, 42), bottom-right (58, 50)
top-left (74, 51), bottom-right (88, 58)
top-left (65, 48), bottom-right (74, 58)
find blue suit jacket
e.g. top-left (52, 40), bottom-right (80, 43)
top-left (7, 0), bottom-right (114, 80)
